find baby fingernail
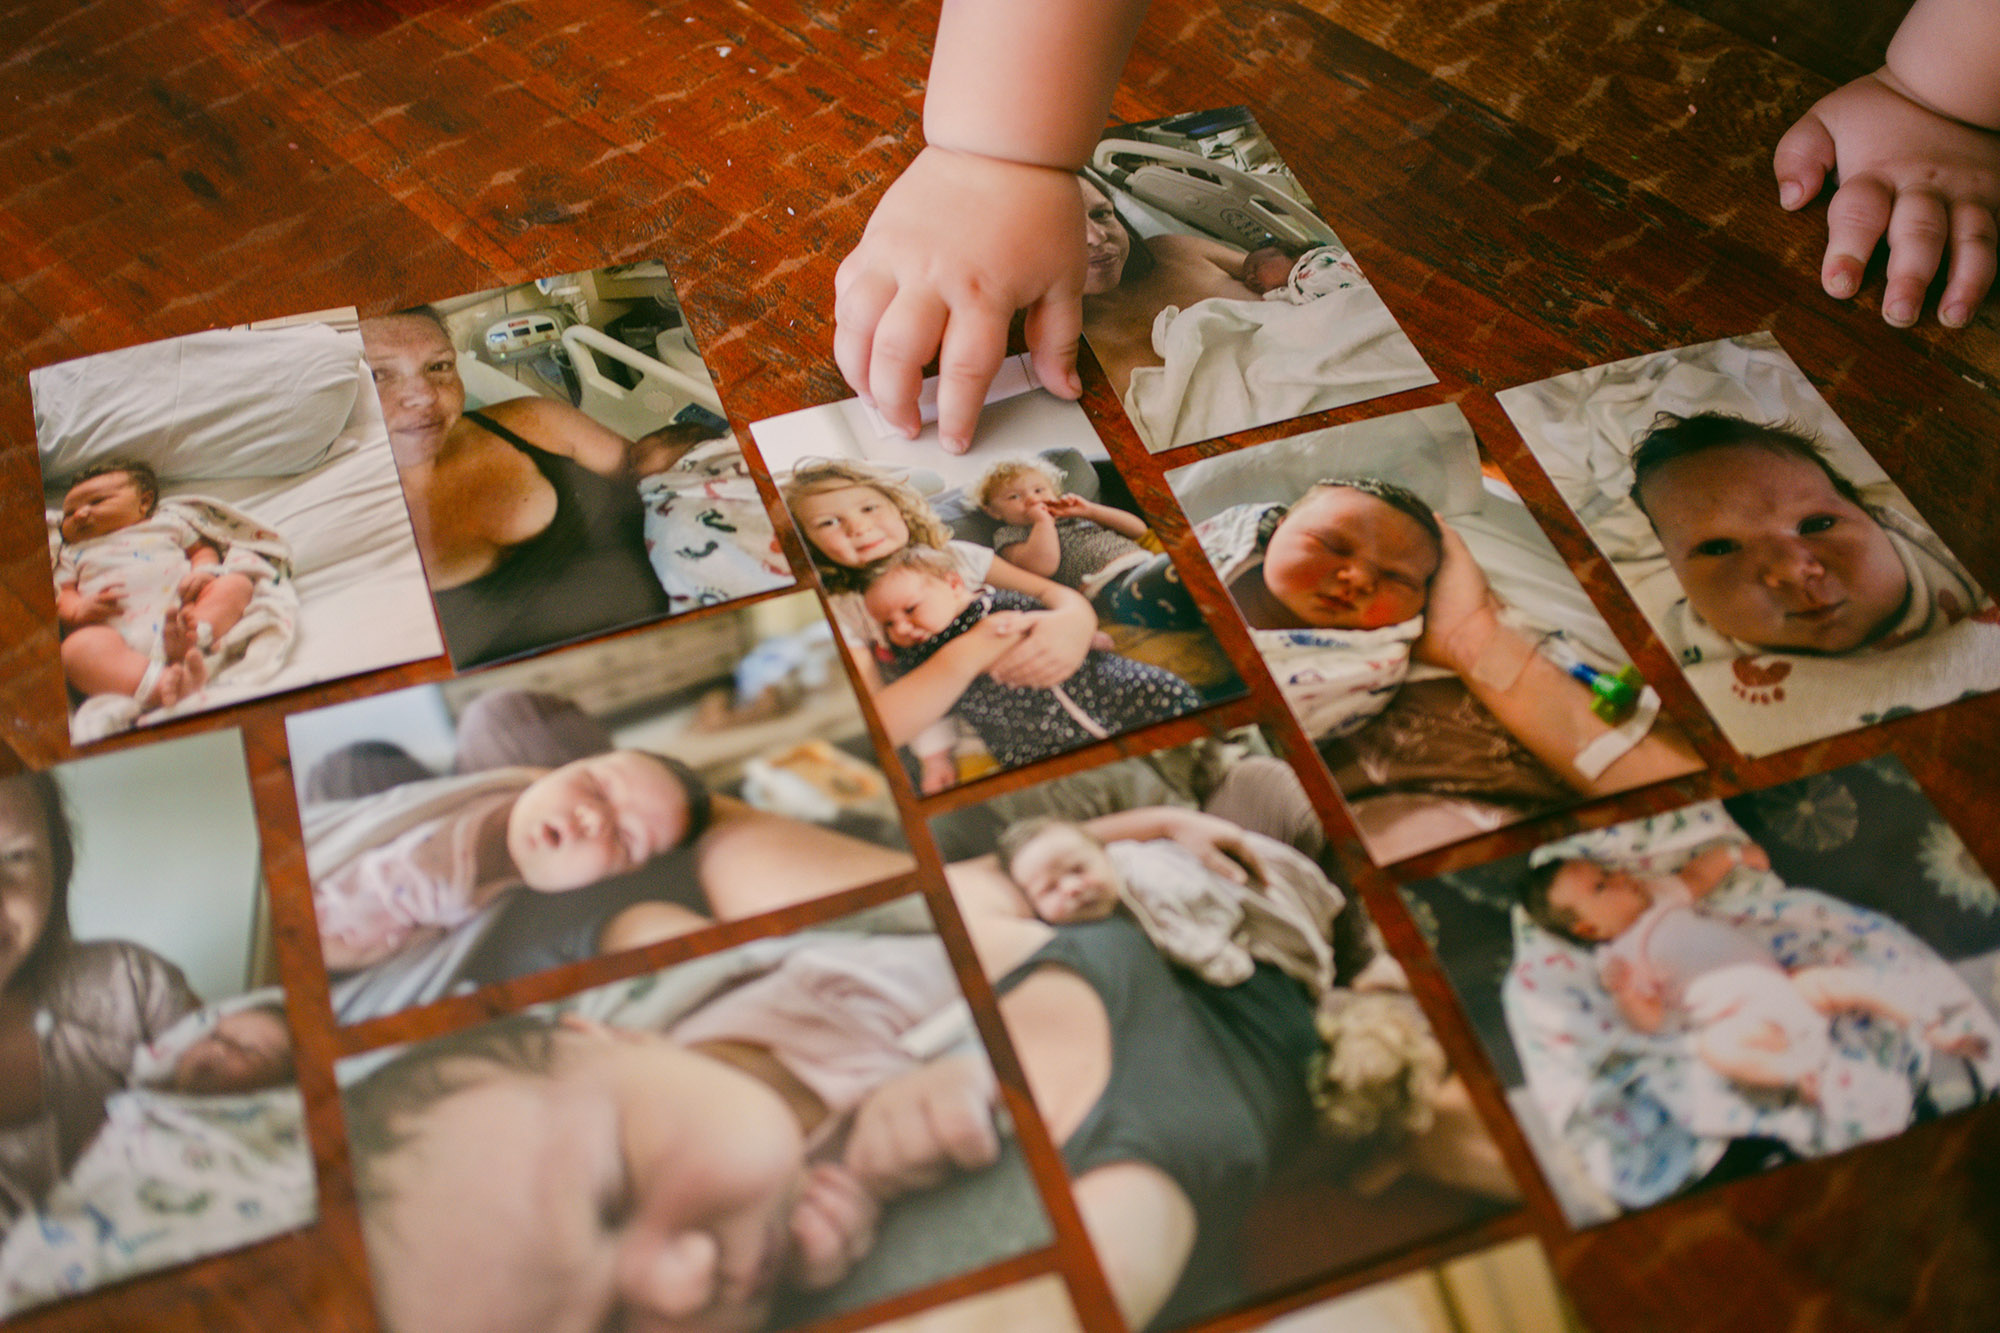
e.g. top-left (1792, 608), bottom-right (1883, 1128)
top-left (1826, 271), bottom-right (1857, 298)
top-left (1884, 300), bottom-right (1915, 326)
top-left (1941, 304), bottom-right (1968, 328)
top-left (1065, 370), bottom-right (1083, 396)
top-left (1778, 181), bottom-right (1802, 208)
top-left (943, 434), bottom-right (969, 454)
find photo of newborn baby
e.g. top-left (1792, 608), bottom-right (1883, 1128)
top-left (1167, 403), bottom-right (1702, 864)
top-left (1080, 106), bottom-right (1434, 452)
top-left (1402, 755), bottom-right (2000, 1227)
top-left (334, 898), bottom-right (1049, 1333)
top-left (1497, 332), bottom-right (2000, 756)
top-left (0, 733), bottom-right (314, 1318)
top-left (285, 590), bottom-right (913, 1023)
top-left (54, 459), bottom-right (292, 717)
top-left (31, 314), bottom-right (442, 743)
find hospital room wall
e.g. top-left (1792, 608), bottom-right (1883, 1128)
top-left (55, 729), bottom-right (263, 1001)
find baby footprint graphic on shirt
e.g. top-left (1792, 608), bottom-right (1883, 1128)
top-left (1731, 656), bottom-right (1791, 706)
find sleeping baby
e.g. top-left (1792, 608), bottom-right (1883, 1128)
top-left (861, 547), bottom-right (1201, 789)
top-left (993, 815), bottom-right (1344, 997)
top-left (1630, 412), bottom-right (1994, 662)
top-left (1196, 477), bottom-right (1442, 740)
top-left (1520, 840), bottom-right (1984, 1101)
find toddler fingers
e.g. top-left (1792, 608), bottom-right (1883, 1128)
top-left (1820, 174), bottom-right (1894, 301)
top-left (867, 290), bottom-right (951, 442)
top-left (934, 304), bottom-right (1011, 455)
top-left (1771, 112), bottom-right (1835, 211)
top-left (1939, 200), bottom-right (1999, 328)
top-left (1880, 187), bottom-right (1950, 326)
top-left (833, 260), bottom-right (898, 404)
top-left (1022, 288), bottom-right (1085, 401)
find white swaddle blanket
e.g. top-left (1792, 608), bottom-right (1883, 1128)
top-left (1121, 281), bottom-right (1434, 452)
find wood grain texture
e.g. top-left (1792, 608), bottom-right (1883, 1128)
top-left (3, 0), bottom-right (1997, 1329)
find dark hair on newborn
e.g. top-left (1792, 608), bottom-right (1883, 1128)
top-left (1518, 857), bottom-right (1590, 945)
top-left (68, 458), bottom-right (160, 515)
top-left (1256, 476), bottom-right (1443, 563)
top-left (1629, 412), bottom-right (1865, 517)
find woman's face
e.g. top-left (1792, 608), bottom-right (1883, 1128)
top-left (0, 782), bottom-right (57, 994)
top-left (1259, 487), bottom-right (1439, 630)
top-left (508, 752), bottom-right (695, 892)
top-left (1079, 180), bottom-right (1131, 296)
top-left (361, 315), bottom-right (468, 463)
top-left (791, 485), bottom-right (912, 568)
top-left (1639, 443), bottom-right (1909, 653)
top-left (369, 1023), bottom-right (807, 1333)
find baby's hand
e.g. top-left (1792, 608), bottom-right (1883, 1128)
top-left (834, 146), bottom-right (1088, 454)
top-left (1737, 841), bottom-right (1771, 873)
top-left (787, 1162), bottom-right (880, 1291)
top-left (177, 565), bottom-right (218, 602)
top-left (981, 609), bottom-right (1034, 639)
top-left (1774, 69), bottom-right (2000, 328)
top-left (1600, 956), bottom-right (1631, 991)
top-left (1043, 492), bottom-right (1093, 519)
top-left (844, 1055), bottom-right (1000, 1199)
top-left (918, 750), bottom-right (958, 794)
top-left (69, 580), bottom-right (126, 626)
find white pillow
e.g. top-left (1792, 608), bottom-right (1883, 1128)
top-left (1164, 402), bottom-right (1486, 522)
top-left (33, 324), bottom-right (363, 484)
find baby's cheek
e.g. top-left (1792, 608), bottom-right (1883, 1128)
top-left (1355, 590), bottom-right (1412, 630)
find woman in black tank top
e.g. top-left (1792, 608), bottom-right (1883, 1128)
top-left (360, 309), bottom-right (686, 666)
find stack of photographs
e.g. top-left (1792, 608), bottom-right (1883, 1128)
top-left (7, 104), bottom-right (2000, 1333)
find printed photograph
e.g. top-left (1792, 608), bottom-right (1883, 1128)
top-left (0, 734), bottom-right (314, 1317)
top-left (1259, 1236), bottom-right (1581, 1333)
top-left (752, 393), bottom-right (1244, 793)
top-left (1402, 755), bottom-right (2000, 1227)
top-left (929, 731), bottom-right (1519, 1332)
top-left (1167, 404), bottom-right (1703, 865)
top-left (1081, 105), bottom-right (1434, 451)
top-left (361, 263), bottom-right (793, 669)
top-left (1497, 332), bottom-right (2000, 757)
top-left (31, 311), bottom-right (443, 744)
top-left (285, 590), bottom-right (912, 1023)
top-left (334, 897), bottom-right (1051, 1333)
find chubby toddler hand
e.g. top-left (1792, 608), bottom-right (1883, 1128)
top-left (787, 1162), bottom-right (881, 1291)
top-left (843, 1055), bottom-right (1000, 1199)
top-left (835, 146), bottom-right (1088, 454)
top-left (1774, 69), bottom-right (2000, 328)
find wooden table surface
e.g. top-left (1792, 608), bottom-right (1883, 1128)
top-left (4, 1), bottom-right (1998, 1330)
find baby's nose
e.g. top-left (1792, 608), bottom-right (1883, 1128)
top-left (1759, 539), bottom-right (1824, 587)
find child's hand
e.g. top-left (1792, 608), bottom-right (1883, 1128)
top-left (843, 1055), bottom-right (1000, 1199)
top-left (177, 566), bottom-right (218, 602)
top-left (919, 750), bottom-right (958, 795)
top-left (834, 146), bottom-right (1088, 454)
top-left (1044, 492), bottom-right (1093, 519)
top-left (981, 609), bottom-right (1033, 639)
top-left (787, 1162), bottom-right (881, 1291)
top-left (68, 580), bottom-right (126, 626)
top-left (1738, 841), bottom-right (1771, 873)
top-left (1774, 68), bottom-right (2000, 328)
top-left (1601, 956), bottom-right (1631, 991)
